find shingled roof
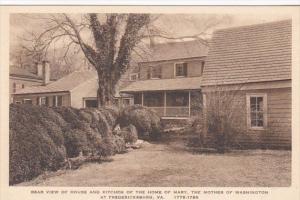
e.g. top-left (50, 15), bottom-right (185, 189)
top-left (141, 40), bottom-right (209, 62)
top-left (201, 20), bottom-right (292, 86)
top-left (120, 77), bottom-right (202, 92)
top-left (14, 70), bottom-right (97, 95)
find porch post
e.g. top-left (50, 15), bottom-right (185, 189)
top-left (188, 91), bottom-right (191, 117)
top-left (141, 92), bottom-right (144, 106)
top-left (164, 91), bottom-right (167, 116)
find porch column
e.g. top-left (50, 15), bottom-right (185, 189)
top-left (141, 92), bottom-right (144, 106)
top-left (188, 91), bottom-right (191, 117)
top-left (164, 91), bottom-right (167, 116)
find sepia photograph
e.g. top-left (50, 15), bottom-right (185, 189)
top-left (4, 5), bottom-right (297, 193)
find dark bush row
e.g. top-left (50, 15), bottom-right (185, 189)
top-left (9, 104), bottom-right (162, 185)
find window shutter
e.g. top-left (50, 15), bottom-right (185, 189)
top-left (45, 97), bottom-right (49, 106)
top-left (183, 63), bottom-right (188, 76)
top-left (147, 67), bottom-right (151, 79)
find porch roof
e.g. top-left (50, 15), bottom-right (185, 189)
top-left (120, 77), bottom-right (202, 93)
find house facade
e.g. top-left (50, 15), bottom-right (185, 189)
top-left (201, 20), bottom-right (291, 148)
top-left (120, 40), bottom-right (209, 118)
top-left (13, 69), bottom-right (99, 108)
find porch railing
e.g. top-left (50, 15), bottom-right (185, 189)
top-left (147, 106), bottom-right (189, 117)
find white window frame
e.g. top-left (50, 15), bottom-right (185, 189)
top-left (246, 93), bottom-right (268, 130)
top-left (130, 73), bottom-right (139, 81)
top-left (174, 62), bottom-right (188, 78)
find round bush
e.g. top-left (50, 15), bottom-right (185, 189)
top-left (117, 124), bottom-right (138, 144)
top-left (118, 105), bottom-right (162, 140)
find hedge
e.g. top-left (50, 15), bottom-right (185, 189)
top-left (9, 104), bottom-right (125, 185)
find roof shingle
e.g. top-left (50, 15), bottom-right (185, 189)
top-left (120, 77), bottom-right (202, 92)
top-left (202, 20), bottom-right (292, 86)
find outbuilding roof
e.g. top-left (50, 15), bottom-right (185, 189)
top-left (201, 20), bottom-right (292, 86)
top-left (14, 70), bottom-right (97, 95)
top-left (120, 77), bottom-right (202, 93)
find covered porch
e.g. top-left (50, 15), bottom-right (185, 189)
top-left (133, 90), bottom-right (202, 118)
top-left (120, 76), bottom-right (203, 118)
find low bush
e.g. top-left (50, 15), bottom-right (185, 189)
top-left (116, 124), bottom-right (138, 144)
top-left (9, 104), bottom-right (66, 185)
top-left (118, 105), bottom-right (162, 140)
top-left (9, 104), bottom-right (123, 185)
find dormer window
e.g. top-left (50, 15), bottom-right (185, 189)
top-left (130, 73), bottom-right (139, 81)
top-left (175, 62), bottom-right (188, 77)
top-left (147, 66), bottom-right (161, 79)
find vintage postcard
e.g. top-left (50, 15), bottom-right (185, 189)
top-left (0, 5), bottom-right (299, 200)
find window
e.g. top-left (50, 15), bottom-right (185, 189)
top-left (122, 98), bottom-right (131, 106)
top-left (22, 84), bottom-right (25, 89)
top-left (247, 94), bottom-right (267, 129)
top-left (57, 96), bottom-right (63, 106)
top-left (84, 98), bottom-right (98, 108)
top-left (175, 62), bottom-right (188, 77)
top-left (23, 99), bottom-right (32, 104)
top-left (144, 92), bottom-right (164, 107)
top-left (13, 83), bottom-right (17, 93)
top-left (130, 73), bottom-right (139, 81)
top-left (134, 93), bottom-right (142, 105)
top-left (39, 97), bottom-right (48, 106)
top-left (53, 95), bottom-right (63, 107)
top-left (147, 66), bottom-right (161, 79)
top-left (15, 101), bottom-right (21, 104)
top-left (166, 91), bottom-right (189, 107)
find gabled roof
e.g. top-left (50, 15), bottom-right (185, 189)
top-left (10, 66), bottom-right (42, 80)
top-left (141, 40), bottom-right (209, 63)
top-left (14, 70), bottom-right (97, 95)
top-left (120, 77), bottom-right (202, 92)
top-left (202, 20), bottom-right (292, 86)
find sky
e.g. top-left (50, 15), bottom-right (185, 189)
top-left (9, 13), bottom-right (292, 67)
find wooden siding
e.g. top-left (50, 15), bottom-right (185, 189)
top-left (138, 58), bottom-right (204, 81)
top-left (203, 87), bottom-right (291, 149)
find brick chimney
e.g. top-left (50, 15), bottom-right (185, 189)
top-left (36, 62), bottom-right (43, 77)
top-left (42, 60), bottom-right (50, 85)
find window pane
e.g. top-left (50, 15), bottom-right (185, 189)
top-left (85, 100), bottom-right (98, 108)
top-left (257, 120), bottom-right (264, 127)
top-left (257, 97), bottom-right (263, 111)
top-left (23, 99), bottom-right (32, 104)
top-left (175, 63), bottom-right (187, 77)
top-left (144, 92), bottom-right (164, 107)
top-left (250, 97), bottom-right (256, 105)
top-left (166, 92), bottom-right (189, 106)
top-left (250, 104), bottom-right (256, 111)
top-left (134, 93), bottom-right (142, 105)
top-left (57, 96), bottom-right (63, 106)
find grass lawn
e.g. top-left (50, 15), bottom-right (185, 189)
top-left (18, 139), bottom-right (291, 187)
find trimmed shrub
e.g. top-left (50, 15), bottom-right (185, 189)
top-left (9, 104), bottom-right (123, 185)
top-left (118, 105), bottom-right (162, 140)
top-left (116, 124), bottom-right (138, 144)
top-left (9, 104), bottom-right (66, 185)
